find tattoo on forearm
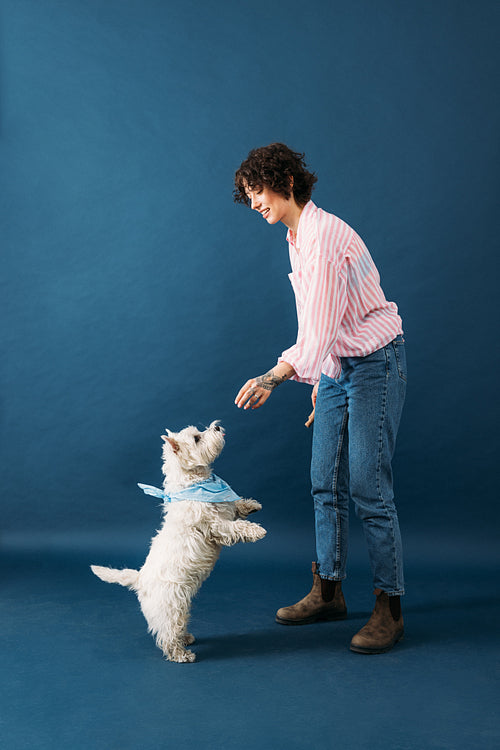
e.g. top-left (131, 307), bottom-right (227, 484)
top-left (256, 369), bottom-right (289, 391)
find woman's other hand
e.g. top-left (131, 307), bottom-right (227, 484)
top-left (305, 382), bottom-right (319, 427)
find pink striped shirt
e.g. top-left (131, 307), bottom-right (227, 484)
top-left (279, 201), bottom-right (403, 384)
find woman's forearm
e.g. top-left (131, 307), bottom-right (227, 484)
top-left (255, 361), bottom-right (295, 389)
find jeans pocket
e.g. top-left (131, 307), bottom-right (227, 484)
top-left (392, 338), bottom-right (407, 382)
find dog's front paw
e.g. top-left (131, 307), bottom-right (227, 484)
top-left (247, 524), bottom-right (267, 542)
top-left (184, 633), bottom-right (195, 646)
top-left (235, 498), bottom-right (262, 518)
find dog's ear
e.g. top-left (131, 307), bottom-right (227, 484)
top-left (162, 435), bottom-right (180, 453)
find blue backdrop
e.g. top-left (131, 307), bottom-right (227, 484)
top-left (2, 4), bottom-right (500, 750)
top-left (1, 0), bottom-right (499, 545)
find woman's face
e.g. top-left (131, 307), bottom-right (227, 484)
top-left (245, 185), bottom-right (293, 226)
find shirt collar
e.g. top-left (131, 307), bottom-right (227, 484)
top-left (286, 200), bottom-right (316, 251)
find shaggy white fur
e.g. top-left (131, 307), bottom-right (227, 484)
top-left (91, 421), bottom-right (266, 663)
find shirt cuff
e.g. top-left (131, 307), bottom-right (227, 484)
top-left (277, 352), bottom-right (319, 385)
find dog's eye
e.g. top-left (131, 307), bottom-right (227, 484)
top-left (194, 435), bottom-right (200, 443)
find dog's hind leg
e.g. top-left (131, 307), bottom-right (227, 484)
top-left (144, 588), bottom-right (196, 663)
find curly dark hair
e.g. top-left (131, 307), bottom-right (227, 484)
top-left (233, 143), bottom-right (317, 208)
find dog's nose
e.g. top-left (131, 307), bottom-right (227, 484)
top-left (214, 424), bottom-right (221, 431)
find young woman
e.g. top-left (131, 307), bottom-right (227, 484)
top-left (234, 143), bottom-right (407, 654)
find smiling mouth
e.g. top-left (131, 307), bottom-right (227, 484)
top-left (261, 209), bottom-right (270, 218)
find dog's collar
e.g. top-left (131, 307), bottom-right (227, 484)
top-left (138, 474), bottom-right (240, 504)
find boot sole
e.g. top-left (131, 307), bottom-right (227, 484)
top-left (275, 611), bottom-right (347, 626)
top-left (349, 631), bottom-right (404, 654)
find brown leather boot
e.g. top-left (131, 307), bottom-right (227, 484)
top-left (276, 562), bottom-right (347, 625)
top-left (350, 589), bottom-right (404, 654)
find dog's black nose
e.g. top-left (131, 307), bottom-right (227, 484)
top-left (214, 424), bottom-right (221, 431)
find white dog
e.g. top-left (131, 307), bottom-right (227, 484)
top-left (91, 421), bottom-right (266, 663)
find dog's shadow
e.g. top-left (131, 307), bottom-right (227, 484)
top-left (192, 617), bottom-right (366, 662)
top-left (193, 593), bottom-right (500, 661)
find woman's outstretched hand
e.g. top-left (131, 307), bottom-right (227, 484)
top-left (235, 363), bottom-right (295, 410)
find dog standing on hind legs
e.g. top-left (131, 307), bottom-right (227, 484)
top-left (91, 421), bottom-right (266, 663)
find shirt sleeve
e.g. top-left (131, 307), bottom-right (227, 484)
top-left (278, 254), bottom-right (347, 385)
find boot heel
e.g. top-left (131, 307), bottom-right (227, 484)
top-left (349, 591), bottom-right (404, 654)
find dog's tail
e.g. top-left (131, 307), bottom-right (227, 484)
top-left (90, 565), bottom-right (139, 588)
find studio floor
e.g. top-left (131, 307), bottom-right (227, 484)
top-left (2, 530), bottom-right (499, 750)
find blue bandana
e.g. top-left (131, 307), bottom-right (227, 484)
top-left (138, 473), bottom-right (240, 504)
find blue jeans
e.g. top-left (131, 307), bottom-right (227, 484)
top-left (310, 335), bottom-right (406, 595)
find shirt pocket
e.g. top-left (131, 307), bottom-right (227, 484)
top-left (288, 270), bottom-right (304, 298)
top-left (288, 271), bottom-right (305, 317)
